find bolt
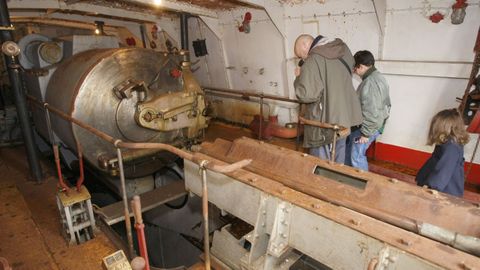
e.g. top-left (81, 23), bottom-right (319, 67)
top-left (249, 177), bottom-right (257, 182)
top-left (281, 233), bottom-right (287, 238)
top-left (143, 112), bottom-right (153, 122)
top-left (389, 178), bottom-right (398, 183)
top-left (400, 238), bottom-right (412, 246)
top-left (311, 203), bottom-right (321, 209)
top-left (460, 262), bottom-right (473, 270)
top-left (350, 219), bottom-right (360, 226)
top-left (428, 189), bottom-right (438, 195)
top-left (356, 168), bottom-right (363, 173)
top-left (262, 223), bottom-right (266, 227)
top-left (302, 153), bottom-right (308, 157)
top-left (387, 256), bottom-right (398, 263)
top-left (262, 210), bottom-right (267, 215)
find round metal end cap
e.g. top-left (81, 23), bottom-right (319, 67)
top-left (2, 41), bottom-right (20, 57)
top-left (39, 42), bottom-right (62, 64)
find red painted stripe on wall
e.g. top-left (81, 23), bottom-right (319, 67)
top-left (368, 142), bottom-right (480, 185)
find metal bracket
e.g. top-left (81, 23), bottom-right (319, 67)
top-left (112, 78), bottom-right (147, 101)
top-left (267, 201), bottom-right (292, 258)
top-left (242, 194), bottom-right (270, 267)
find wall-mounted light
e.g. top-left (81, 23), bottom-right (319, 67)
top-left (94, 20), bottom-right (105, 35)
top-left (153, 0), bottom-right (162, 6)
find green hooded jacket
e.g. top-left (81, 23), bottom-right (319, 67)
top-left (358, 68), bottom-right (391, 137)
top-left (294, 38), bottom-right (363, 147)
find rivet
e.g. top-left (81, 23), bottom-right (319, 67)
top-left (281, 233), bottom-right (287, 238)
top-left (302, 153), bottom-right (308, 157)
top-left (281, 189), bottom-right (287, 194)
top-left (389, 178), bottom-right (398, 183)
top-left (311, 203), bottom-right (321, 209)
top-left (460, 262), bottom-right (473, 270)
top-left (350, 219), bottom-right (360, 226)
top-left (249, 177), bottom-right (257, 182)
top-left (428, 189), bottom-right (438, 195)
top-left (400, 238), bottom-right (412, 246)
top-left (387, 256), bottom-right (397, 263)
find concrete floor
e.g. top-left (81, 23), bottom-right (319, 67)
top-left (0, 146), bottom-right (117, 270)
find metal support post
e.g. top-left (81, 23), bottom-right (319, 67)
top-left (259, 95), bottom-right (264, 140)
top-left (116, 145), bottom-right (135, 258)
top-left (200, 160), bottom-right (211, 270)
top-left (180, 13), bottom-right (189, 50)
top-left (0, 0), bottom-right (43, 182)
top-left (330, 125), bottom-right (339, 163)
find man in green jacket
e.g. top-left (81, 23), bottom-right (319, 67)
top-left (346, 50), bottom-right (391, 171)
top-left (294, 34), bottom-right (362, 163)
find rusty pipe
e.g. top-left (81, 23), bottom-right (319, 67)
top-left (203, 86), bottom-right (300, 104)
top-left (53, 144), bottom-right (70, 192)
top-left (75, 140), bottom-right (85, 191)
top-left (131, 196), bottom-right (150, 270)
top-left (258, 96), bottom-right (264, 140)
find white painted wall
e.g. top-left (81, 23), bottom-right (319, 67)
top-left (191, 0), bottom-right (480, 164)
top-left (380, 0), bottom-right (480, 164)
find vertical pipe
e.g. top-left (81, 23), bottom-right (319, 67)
top-left (0, 0), bottom-right (42, 182)
top-left (132, 196), bottom-right (150, 270)
top-left (180, 13), bottom-right (189, 50)
top-left (139, 24), bottom-right (147, 49)
top-left (200, 161), bottom-right (211, 270)
top-left (258, 96), bottom-right (264, 140)
top-left (116, 147), bottom-right (135, 258)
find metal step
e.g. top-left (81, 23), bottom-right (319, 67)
top-left (99, 180), bottom-right (187, 225)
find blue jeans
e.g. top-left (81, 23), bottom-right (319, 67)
top-left (346, 129), bottom-right (379, 171)
top-left (309, 137), bottom-right (347, 164)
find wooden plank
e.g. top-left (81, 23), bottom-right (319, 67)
top-left (100, 180), bottom-right (186, 225)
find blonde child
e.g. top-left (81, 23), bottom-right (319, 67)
top-left (416, 108), bottom-right (470, 197)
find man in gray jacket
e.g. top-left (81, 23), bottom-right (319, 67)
top-left (294, 34), bottom-right (362, 163)
top-left (346, 50), bottom-right (391, 170)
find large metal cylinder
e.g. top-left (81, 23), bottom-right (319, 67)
top-left (46, 48), bottom-right (188, 175)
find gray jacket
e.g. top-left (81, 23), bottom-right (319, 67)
top-left (294, 38), bottom-right (363, 147)
top-left (358, 68), bottom-right (391, 137)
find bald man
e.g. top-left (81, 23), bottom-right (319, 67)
top-left (294, 34), bottom-right (362, 163)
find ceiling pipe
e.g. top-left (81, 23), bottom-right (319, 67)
top-left (180, 12), bottom-right (189, 51)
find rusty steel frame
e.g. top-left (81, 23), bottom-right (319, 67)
top-left (198, 138), bottom-right (480, 257)
top-left (185, 149), bottom-right (480, 270)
